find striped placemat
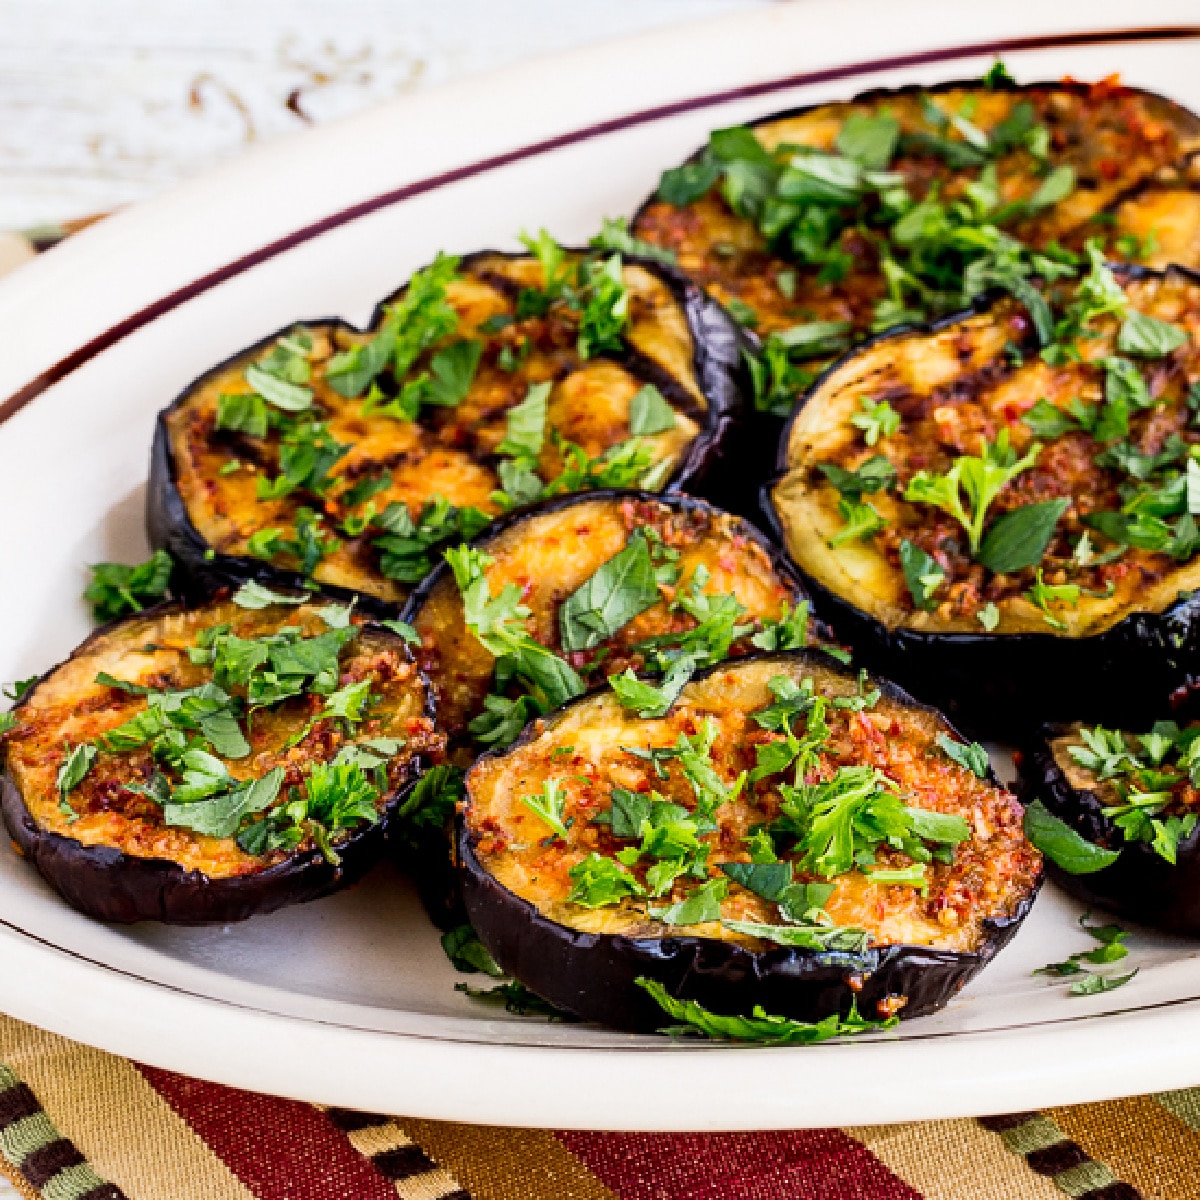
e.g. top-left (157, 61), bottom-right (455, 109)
top-left (0, 1008), bottom-right (1196, 1200)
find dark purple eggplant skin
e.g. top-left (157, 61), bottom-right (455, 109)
top-left (459, 650), bottom-right (1042, 1032)
top-left (146, 249), bottom-right (745, 612)
top-left (0, 607), bottom-right (434, 926)
top-left (763, 264), bottom-right (1200, 740)
top-left (1016, 728), bottom-right (1200, 936)
top-left (395, 488), bottom-right (827, 933)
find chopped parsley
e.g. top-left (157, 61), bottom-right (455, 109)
top-left (905, 430), bottom-right (1039, 557)
top-left (440, 924), bottom-right (504, 977)
top-left (84, 550), bottom-right (173, 624)
top-left (1064, 720), bottom-right (1200, 864)
top-left (636, 977), bottom-right (897, 1044)
top-left (1034, 914), bottom-right (1138, 996)
top-left (518, 778), bottom-right (570, 841)
top-left (568, 852), bottom-right (646, 907)
top-left (447, 544), bottom-right (583, 715)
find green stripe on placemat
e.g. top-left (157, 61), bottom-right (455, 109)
top-left (1154, 1086), bottom-right (1200, 1129)
top-left (0, 1063), bottom-right (123, 1200)
top-left (977, 1114), bottom-right (1142, 1199)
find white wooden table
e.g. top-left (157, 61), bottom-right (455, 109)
top-left (0, 0), bottom-right (774, 232)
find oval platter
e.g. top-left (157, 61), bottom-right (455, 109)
top-left (2, 0), bottom-right (1200, 1129)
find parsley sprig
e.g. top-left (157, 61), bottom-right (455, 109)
top-left (1067, 720), bottom-right (1200, 863)
top-left (636, 977), bottom-right (898, 1044)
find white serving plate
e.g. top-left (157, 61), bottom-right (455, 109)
top-left (2, 0), bottom-right (1200, 1131)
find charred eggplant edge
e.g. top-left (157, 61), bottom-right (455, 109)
top-left (761, 263), bottom-right (1200, 735)
top-left (1016, 724), bottom-right (1200, 935)
top-left (0, 600), bottom-right (436, 925)
top-left (147, 249), bottom-right (744, 614)
top-left (458, 648), bottom-right (1042, 1033)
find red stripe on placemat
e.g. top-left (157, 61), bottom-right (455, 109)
top-left (137, 1065), bottom-right (397, 1200)
top-left (558, 1130), bottom-right (924, 1200)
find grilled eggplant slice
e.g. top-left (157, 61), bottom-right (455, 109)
top-left (400, 489), bottom-right (819, 925)
top-left (149, 248), bottom-right (742, 615)
top-left (0, 596), bottom-right (439, 924)
top-left (768, 263), bottom-right (1200, 733)
top-left (1018, 719), bottom-right (1200, 934)
top-left (632, 77), bottom-right (1200, 423)
top-left (460, 652), bottom-right (1041, 1032)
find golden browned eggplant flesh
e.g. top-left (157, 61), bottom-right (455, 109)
top-left (162, 250), bottom-right (717, 606)
top-left (3, 597), bottom-right (435, 882)
top-left (633, 78), bottom-right (1200, 411)
top-left (410, 492), bottom-right (813, 753)
top-left (466, 653), bottom-right (1040, 955)
top-left (773, 264), bottom-right (1200, 638)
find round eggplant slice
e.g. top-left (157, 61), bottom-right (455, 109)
top-left (1017, 720), bottom-right (1200, 935)
top-left (0, 597), bottom-right (440, 924)
top-left (768, 263), bottom-right (1200, 735)
top-left (460, 652), bottom-right (1041, 1033)
top-left (149, 248), bottom-right (742, 616)
top-left (399, 489), bottom-right (821, 926)
top-left (633, 78), bottom-right (1200, 347)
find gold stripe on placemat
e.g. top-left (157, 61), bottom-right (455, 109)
top-left (325, 1109), bottom-right (470, 1200)
top-left (1052, 1095), bottom-right (1200, 1200)
top-left (397, 1123), bottom-right (619, 1200)
top-left (0, 1150), bottom-right (43, 1200)
top-left (846, 1119), bottom-right (1063, 1200)
top-left (0, 1018), bottom-right (254, 1200)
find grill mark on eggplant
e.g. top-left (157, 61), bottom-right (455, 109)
top-left (470, 269), bottom-right (523, 303)
top-left (766, 263), bottom-right (1200, 735)
top-left (600, 345), bottom-right (708, 423)
top-left (150, 249), bottom-right (743, 612)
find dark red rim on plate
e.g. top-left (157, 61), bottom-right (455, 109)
top-left (1, 23), bottom-right (1197, 426)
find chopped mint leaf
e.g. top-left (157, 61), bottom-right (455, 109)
top-left (1117, 310), bottom-right (1189, 359)
top-left (935, 732), bottom-right (990, 779)
top-left (559, 534), bottom-right (660, 653)
top-left (976, 499), bottom-right (1068, 575)
top-left (589, 216), bottom-right (677, 266)
top-left (1023, 799), bottom-right (1120, 873)
top-left (629, 384), bottom-right (677, 436)
top-left (649, 877), bottom-right (727, 925)
top-left (898, 539), bottom-right (943, 611)
top-left (232, 581), bottom-right (309, 609)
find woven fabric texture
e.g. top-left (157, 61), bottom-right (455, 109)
top-left (0, 1011), bottom-right (1197, 1200)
